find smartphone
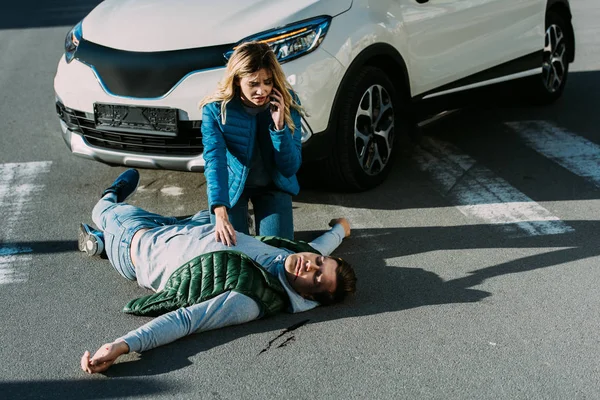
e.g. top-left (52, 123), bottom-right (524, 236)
top-left (270, 95), bottom-right (278, 111)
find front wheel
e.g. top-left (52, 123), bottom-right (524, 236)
top-left (327, 66), bottom-right (405, 191)
top-left (528, 10), bottom-right (571, 104)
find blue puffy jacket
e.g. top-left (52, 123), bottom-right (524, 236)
top-left (201, 96), bottom-right (302, 212)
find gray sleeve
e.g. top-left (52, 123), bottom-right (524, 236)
top-left (308, 224), bottom-right (346, 256)
top-left (118, 291), bottom-right (261, 353)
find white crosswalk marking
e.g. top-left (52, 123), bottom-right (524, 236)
top-left (413, 137), bottom-right (574, 236)
top-left (507, 120), bottom-right (600, 188)
top-left (0, 161), bottom-right (52, 285)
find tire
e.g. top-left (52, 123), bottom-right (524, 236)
top-left (327, 66), bottom-right (404, 191)
top-left (528, 10), bottom-right (571, 105)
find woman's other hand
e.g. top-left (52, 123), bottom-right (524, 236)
top-left (214, 206), bottom-right (237, 246)
top-left (270, 87), bottom-right (285, 131)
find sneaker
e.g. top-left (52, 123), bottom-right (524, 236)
top-left (78, 223), bottom-right (105, 257)
top-left (101, 168), bottom-right (140, 202)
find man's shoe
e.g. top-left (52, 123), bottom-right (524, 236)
top-left (101, 169), bottom-right (140, 202)
top-left (78, 223), bottom-right (105, 257)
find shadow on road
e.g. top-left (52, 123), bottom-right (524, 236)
top-left (0, 240), bottom-right (77, 255)
top-left (0, 378), bottom-right (176, 400)
top-left (298, 70), bottom-right (600, 207)
top-left (1, 1), bottom-right (102, 30)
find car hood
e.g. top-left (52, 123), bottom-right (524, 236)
top-left (82, 0), bottom-right (352, 52)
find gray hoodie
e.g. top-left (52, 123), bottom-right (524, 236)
top-left (120, 224), bottom-right (346, 353)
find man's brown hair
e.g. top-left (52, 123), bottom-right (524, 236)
top-left (313, 257), bottom-right (357, 306)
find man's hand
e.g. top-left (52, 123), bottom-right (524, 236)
top-left (214, 205), bottom-right (237, 246)
top-left (81, 340), bottom-right (129, 374)
top-left (329, 218), bottom-right (351, 238)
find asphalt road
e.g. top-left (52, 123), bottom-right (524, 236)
top-left (1, 2), bottom-right (600, 399)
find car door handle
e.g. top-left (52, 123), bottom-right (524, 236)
top-left (416, 0), bottom-right (429, 3)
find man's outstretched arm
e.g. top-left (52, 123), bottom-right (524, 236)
top-left (308, 218), bottom-right (351, 256)
top-left (81, 291), bottom-right (260, 374)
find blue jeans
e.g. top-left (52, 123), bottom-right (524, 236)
top-left (92, 195), bottom-right (211, 280)
top-left (211, 187), bottom-right (293, 239)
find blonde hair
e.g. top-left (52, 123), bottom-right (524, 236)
top-left (199, 42), bottom-right (304, 133)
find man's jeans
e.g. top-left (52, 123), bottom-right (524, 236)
top-left (92, 195), bottom-right (211, 280)
top-left (211, 187), bottom-right (293, 239)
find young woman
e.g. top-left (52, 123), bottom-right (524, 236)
top-left (199, 42), bottom-right (304, 245)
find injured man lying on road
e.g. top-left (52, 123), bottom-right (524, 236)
top-left (78, 169), bottom-right (357, 374)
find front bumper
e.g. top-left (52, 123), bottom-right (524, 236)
top-left (59, 119), bottom-right (207, 171)
top-left (56, 100), bottom-right (206, 171)
top-left (53, 45), bottom-right (344, 169)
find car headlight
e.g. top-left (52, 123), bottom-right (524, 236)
top-left (225, 16), bottom-right (331, 64)
top-left (300, 117), bottom-right (313, 144)
top-left (64, 21), bottom-right (83, 64)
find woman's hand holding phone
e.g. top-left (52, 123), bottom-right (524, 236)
top-left (269, 87), bottom-right (285, 131)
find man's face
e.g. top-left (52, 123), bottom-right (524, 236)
top-left (284, 252), bottom-right (338, 299)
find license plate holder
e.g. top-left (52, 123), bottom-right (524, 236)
top-left (94, 103), bottom-right (178, 136)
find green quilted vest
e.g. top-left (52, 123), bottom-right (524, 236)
top-left (123, 236), bottom-right (320, 317)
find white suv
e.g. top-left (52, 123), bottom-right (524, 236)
top-left (54, 0), bottom-right (575, 190)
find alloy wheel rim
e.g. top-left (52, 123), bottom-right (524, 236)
top-left (353, 84), bottom-right (395, 176)
top-left (542, 23), bottom-right (567, 93)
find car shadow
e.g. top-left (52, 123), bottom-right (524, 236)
top-left (298, 70), bottom-right (600, 208)
top-left (101, 217), bottom-right (599, 377)
top-left (0, 1), bottom-right (102, 30)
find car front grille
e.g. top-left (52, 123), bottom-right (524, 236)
top-left (56, 102), bottom-right (203, 156)
top-left (75, 39), bottom-right (231, 98)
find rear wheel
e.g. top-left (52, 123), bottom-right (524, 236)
top-left (529, 10), bottom-right (571, 104)
top-left (327, 66), bottom-right (405, 191)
